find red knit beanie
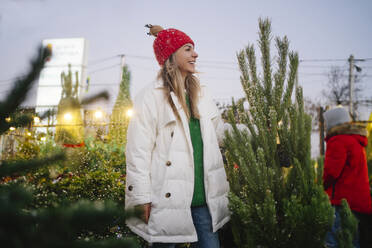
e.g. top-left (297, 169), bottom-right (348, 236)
top-left (146, 24), bottom-right (194, 66)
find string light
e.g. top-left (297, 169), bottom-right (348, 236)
top-left (126, 109), bottom-right (133, 118)
top-left (64, 113), bottom-right (72, 121)
top-left (33, 116), bottom-right (40, 123)
top-left (94, 110), bottom-right (103, 119)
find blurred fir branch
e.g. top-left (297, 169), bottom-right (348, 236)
top-left (0, 153), bottom-right (65, 177)
top-left (336, 200), bottom-right (358, 248)
top-left (0, 185), bottom-right (139, 248)
top-left (0, 46), bottom-right (51, 133)
top-left (81, 91), bottom-right (109, 105)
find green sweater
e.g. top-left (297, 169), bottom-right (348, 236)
top-left (186, 95), bottom-right (206, 207)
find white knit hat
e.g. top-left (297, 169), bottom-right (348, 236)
top-left (323, 106), bottom-right (351, 132)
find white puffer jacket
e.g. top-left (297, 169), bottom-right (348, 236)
top-left (125, 80), bottom-right (230, 243)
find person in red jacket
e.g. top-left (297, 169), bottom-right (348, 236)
top-left (323, 106), bottom-right (372, 248)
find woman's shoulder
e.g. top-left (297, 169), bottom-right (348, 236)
top-left (198, 83), bottom-right (216, 105)
top-left (133, 81), bottom-right (165, 110)
top-left (135, 81), bottom-right (163, 99)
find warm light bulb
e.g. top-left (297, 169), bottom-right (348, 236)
top-left (5, 117), bottom-right (11, 122)
top-left (9, 127), bottom-right (16, 131)
top-left (94, 110), bottom-right (103, 119)
top-left (33, 116), bottom-right (40, 123)
top-left (64, 113), bottom-right (72, 121)
top-left (27, 132), bottom-right (32, 136)
top-left (126, 109), bottom-right (133, 118)
top-left (40, 137), bottom-right (46, 141)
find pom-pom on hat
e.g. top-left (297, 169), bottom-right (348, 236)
top-left (323, 106), bottom-right (351, 132)
top-left (145, 24), bottom-right (194, 66)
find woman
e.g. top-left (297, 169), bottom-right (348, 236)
top-left (323, 107), bottom-right (372, 248)
top-left (125, 25), bottom-right (234, 248)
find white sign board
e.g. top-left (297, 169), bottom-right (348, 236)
top-left (36, 38), bottom-right (87, 107)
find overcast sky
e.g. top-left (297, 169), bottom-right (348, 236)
top-left (1, 0), bottom-right (371, 118)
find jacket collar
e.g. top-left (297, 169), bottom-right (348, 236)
top-left (154, 79), bottom-right (204, 158)
top-left (154, 79), bottom-right (163, 89)
top-left (325, 123), bottom-right (368, 144)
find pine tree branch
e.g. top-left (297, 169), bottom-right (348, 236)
top-left (0, 47), bottom-right (51, 134)
top-left (0, 47), bottom-right (50, 126)
top-left (273, 36), bottom-right (289, 120)
top-left (258, 18), bottom-right (273, 112)
top-left (246, 45), bottom-right (259, 86)
top-left (36, 200), bottom-right (139, 233)
top-left (80, 92), bottom-right (109, 105)
top-left (0, 153), bottom-right (65, 177)
top-left (32, 200), bottom-right (141, 247)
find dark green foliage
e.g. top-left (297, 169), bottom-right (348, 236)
top-left (27, 137), bottom-right (126, 208)
top-left (0, 184), bottom-right (138, 248)
top-left (15, 136), bottom-right (133, 242)
top-left (0, 47), bottom-right (139, 247)
top-left (336, 200), bottom-right (359, 248)
top-left (0, 153), bottom-right (65, 178)
top-left (224, 18), bottom-right (334, 247)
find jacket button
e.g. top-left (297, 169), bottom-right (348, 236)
top-left (128, 185), bottom-right (133, 191)
top-left (165, 193), bottom-right (171, 198)
top-left (166, 161), bottom-right (172, 166)
top-left (171, 131), bottom-right (174, 137)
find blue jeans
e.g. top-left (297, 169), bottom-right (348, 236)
top-left (325, 206), bottom-right (359, 248)
top-left (152, 205), bottom-right (220, 248)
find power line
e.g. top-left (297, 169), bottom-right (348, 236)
top-left (37, 83), bottom-right (119, 87)
top-left (299, 73), bottom-right (328, 76)
top-left (300, 59), bottom-right (347, 62)
top-left (89, 55), bottom-right (119, 66)
top-left (198, 60), bottom-right (236, 65)
top-left (3, 53), bottom-right (372, 82)
top-left (299, 65), bottom-right (348, 69)
top-left (300, 57), bottom-right (372, 62)
top-left (198, 65), bottom-right (238, 71)
top-left (125, 54), bottom-right (153, 60)
top-left (88, 63), bottom-right (121, 74)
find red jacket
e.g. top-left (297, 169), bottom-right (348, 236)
top-left (323, 131), bottom-right (372, 214)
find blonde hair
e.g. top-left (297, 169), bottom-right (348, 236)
top-left (157, 54), bottom-right (201, 121)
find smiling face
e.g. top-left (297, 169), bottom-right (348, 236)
top-left (174, 43), bottom-right (198, 78)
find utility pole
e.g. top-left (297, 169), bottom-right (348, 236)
top-left (348, 54), bottom-right (354, 119)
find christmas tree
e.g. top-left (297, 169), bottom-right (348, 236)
top-left (0, 47), bottom-right (138, 248)
top-left (224, 18), bottom-right (338, 247)
top-left (55, 64), bottom-right (84, 146)
top-left (108, 65), bottom-right (132, 145)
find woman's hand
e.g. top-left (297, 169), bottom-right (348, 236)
top-left (140, 203), bottom-right (151, 224)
